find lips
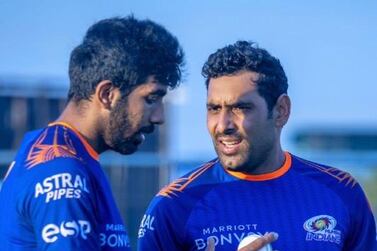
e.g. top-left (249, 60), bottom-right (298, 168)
top-left (217, 137), bottom-right (242, 155)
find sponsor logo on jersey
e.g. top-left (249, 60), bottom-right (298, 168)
top-left (99, 224), bottom-right (130, 248)
top-left (303, 215), bottom-right (341, 244)
top-left (34, 172), bottom-right (90, 203)
top-left (42, 220), bottom-right (91, 243)
top-left (192, 223), bottom-right (276, 250)
top-left (138, 214), bottom-right (155, 238)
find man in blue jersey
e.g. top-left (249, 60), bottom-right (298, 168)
top-left (138, 41), bottom-right (377, 250)
top-left (0, 16), bottom-right (184, 250)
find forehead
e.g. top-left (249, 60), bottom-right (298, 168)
top-left (207, 71), bottom-right (260, 103)
top-left (130, 76), bottom-right (168, 96)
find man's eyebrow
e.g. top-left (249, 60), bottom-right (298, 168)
top-left (231, 101), bottom-right (253, 106)
top-left (206, 100), bottom-right (254, 107)
top-left (206, 101), bottom-right (219, 107)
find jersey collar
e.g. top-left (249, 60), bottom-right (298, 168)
top-left (224, 152), bottom-right (292, 181)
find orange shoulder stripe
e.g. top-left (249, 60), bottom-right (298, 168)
top-left (158, 160), bottom-right (218, 198)
top-left (26, 126), bottom-right (81, 168)
top-left (296, 157), bottom-right (357, 188)
top-left (48, 121), bottom-right (99, 161)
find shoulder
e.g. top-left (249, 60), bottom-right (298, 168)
top-left (290, 154), bottom-right (368, 206)
top-left (10, 153), bottom-right (90, 191)
top-left (0, 154), bottom-right (95, 229)
top-left (6, 124), bottom-right (92, 183)
top-left (291, 154), bottom-right (357, 187)
top-left (21, 125), bottom-right (86, 169)
top-left (2, 151), bottom-right (92, 209)
top-left (2, 124), bottom-right (97, 206)
top-left (3, 125), bottom-right (90, 195)
top-left (139, 160), bottom-right (220, 246)
top-left (157, 159), bottom-right (219, 199)
top-left (8, 157), bottom-right (92, 207)
top-left (144, 159), bottom-right (219, 215)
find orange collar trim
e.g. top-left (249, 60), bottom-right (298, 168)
top-left (48, 121), bottom-right (99, 161)
top-left (225, 152), bottom-right (291, 181)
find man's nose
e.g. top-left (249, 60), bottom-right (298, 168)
top-left (217, 110), bottom-right (236, 134)
top-left (150, 103), bottom-right (165, 125)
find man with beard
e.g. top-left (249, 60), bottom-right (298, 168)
top-left (138, 41), bottom-right (376, 250)
top-left (0, 16), bottom-right (184, 250)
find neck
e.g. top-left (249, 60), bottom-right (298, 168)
top-left (56, 101), bottom-right (107, 154)
top-left (257, 147), bottom-right (286, 174)
top-left (243, 145), bottom-right (286, 175)
top-left (225, 150), bottom-right (291, 181)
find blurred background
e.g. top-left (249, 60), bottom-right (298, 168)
top-left (1, 0), bottom-right (376, 248)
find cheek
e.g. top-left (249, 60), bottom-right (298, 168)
top-left (241, 121), bottom-right (254, 135)
top-left (240, 113), bottom-right (266, 133)
top-left (127, 102), bottom-right (145, 122)
top-left (127, 111), bottom-right (143, 129)
top-left (206, 116), bottom-right (216, 135)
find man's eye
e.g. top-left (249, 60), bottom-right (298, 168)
top-left (233, 105), bottom-right (250, 111)
top-left (207, 106), bottom-right (220, 112)
top-left (231, 106), bottom-right (251, 114)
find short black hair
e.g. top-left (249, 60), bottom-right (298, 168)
top-left (68, 16), bottom-right (185, 101)
top-left (202, 41), bottom-right (288, 112)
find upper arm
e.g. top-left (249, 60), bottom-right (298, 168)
top-left (344, 183), bottom-right (377, 250)
top-left (21, 157), bottom-right (100, 250)
top-left (137, 196), bottom-right (185, 251)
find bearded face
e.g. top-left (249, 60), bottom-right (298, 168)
top-left (207, 72), bottom-right (278, 173)
top-left (105, 97), bottom-right (143, 154)
top-left (103, 78), bottom-right (167, 155)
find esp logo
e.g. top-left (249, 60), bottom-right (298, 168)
top-left (42, 220), bottom-right (91, 243)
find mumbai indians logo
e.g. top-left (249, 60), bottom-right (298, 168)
top-left (304, 215), bottom-right (336, 232)
top-left (303, 215), bottom-right (341, 244)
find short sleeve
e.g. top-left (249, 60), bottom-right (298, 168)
top-left (137, 195), bottom-right (185, 251)
top-left (19, 157), bottom-right (101, 250)
top-left (344, 183), bottom-right (377, 250)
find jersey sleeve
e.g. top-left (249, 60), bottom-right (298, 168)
top-left (137, 195), bottom-right (186, 251)
top-left (344, 182), bottom-right (377, 250)
top-left (19, 157), bottom-right (101, 250)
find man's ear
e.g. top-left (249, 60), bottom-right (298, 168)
top-left (94, 80), bottom-right (120, 110)
top-left (273, 94), bottom-right (291, 128)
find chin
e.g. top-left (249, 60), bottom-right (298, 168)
top-left (220, 156), bottom-right (244, 171)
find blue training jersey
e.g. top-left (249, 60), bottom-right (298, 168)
top-left (0, 122), bottom-right (131, 251)
top-left (138, 152), bottom-right (377, 251)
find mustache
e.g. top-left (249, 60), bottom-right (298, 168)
top-left (215, 132), bottom-right (242, 139)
